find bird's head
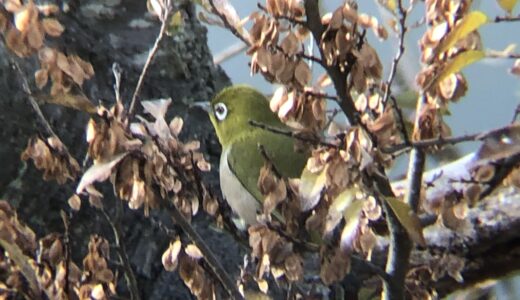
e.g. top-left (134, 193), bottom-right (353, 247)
top-left (208, 85), bottom-right (283, 147)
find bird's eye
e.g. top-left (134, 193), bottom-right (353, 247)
top-left (214, 102), bottom-right (228, 121)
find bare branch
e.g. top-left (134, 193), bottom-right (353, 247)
top-left (128, 5), bottom-right (172, 118)
top-left (303, 0), bottom-right (358, 124)
top-left (494, 14), bottom-right (520, 23)
top-left (381, 0), bottom-right (411, 146)
top-left (381, 2), bottom-right (417, 299)
top-left (207, 0), bottom-right (250, 46)
top-left (257, 3), bottom-right (306, 26)
top-left (9, 56), bottom-right (56, 137)
top-left (101, 208), bottom-right (141, 300)
top-left (385, 122), bottom-right (520, 153)
top-left (213, 42), bottom-right (247, 65)
top-left (249, 120), bottom-right (337, 148)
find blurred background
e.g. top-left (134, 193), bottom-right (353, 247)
top-left (204, 1), bottom-right (520, 299)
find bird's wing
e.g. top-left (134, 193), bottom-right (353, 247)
top-left (227, 132), bottom-right (308, 204)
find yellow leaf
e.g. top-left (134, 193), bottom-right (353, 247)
top-left (497, 0), bottom-right (518, 13)
top-left (438, 50), bottom-right (485, 83)
top-left (167, 10), bottom-right (184, 35)
top-left (379, 0), bottom-right (397, 12)
top-left (325, 187), bottom-right (357, 234)
top-left (299, 165), bottom-right (328, 211)
top-left (36, 91), bottom-right (97, 114)
top-left (339, 200), bottom-right (364, 250)
top-left (437, 11), bottom-right (488, 54)
top-left (384, 197), bottom-right (426, 246)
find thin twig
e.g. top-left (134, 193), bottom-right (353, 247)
top-left (304, 90), bottom-right (338, 101)
top-left (112, 63), bottom-right (123, 104)
top-left (389, 96), bottom-right (410, 145)
top-left (381, 2), bottom-right (416, 299)
top-left (512, 103), bottom-right (520, 123)
top-left (101, 208), bottom-right (141, 300)
top-left (494, 14), bottom-right (520, 23)
top-left (249, 120), bottom-right (337, 148)
top-left (384, 123), bottom-right (520, 153)
top-left (351, 255), bottom-right (392, 284)
top-left (382, 2), bottom-right (407, 105)
top-left (296, 52), bottom-right (324, 65)
top-left (303, 0), bottom-right (358, 124)
top-left (257, 3), bottom-right (306, 26)
top-left (273, 44), bottom-right (324, 66)
top-left (128, 6), bottom-right (172, 118)
top-left (486, 52), bottom-right (520, 59)
top-left (208, 0), bottom-right (250, 46)
top-left (381, 0), bottom-right (410, 146)
top-left (213, 42), bottom-right (247, 65)
top-left (60, 211), bottom-right (71, 297)
top-left (9, 57), bottom-right (56, 137)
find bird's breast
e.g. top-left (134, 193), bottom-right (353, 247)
top-left (219, 146), bottom-right (260, 225)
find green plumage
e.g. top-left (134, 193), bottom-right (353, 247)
top-left (228, 129), bottom-right (306, 202)
top-left (208, 85), bottom-right (308, 223)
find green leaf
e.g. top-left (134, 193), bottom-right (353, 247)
top-left (167, 10), bottom-right (184, 36)
top-left (497, 0), bottom-right (518, 13)
top-left (325, 187), bottom-right (358, 234)
top-left (438, 50), bottom-right (485, 83)
top-left (0, 239), bottom-right (41, 298)
top-left (384, 197), bottom-right (426, 246)
top-left (437, 11), bottom-right (488, 54)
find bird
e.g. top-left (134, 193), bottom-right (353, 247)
top-left (204, 85), bottom-right (308, 225)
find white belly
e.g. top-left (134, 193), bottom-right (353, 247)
top-left (219, 147), bottom-right (260, 225)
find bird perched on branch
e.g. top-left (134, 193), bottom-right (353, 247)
top-left (201, 85), bottom-right (308, 225)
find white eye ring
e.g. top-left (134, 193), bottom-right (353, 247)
top-left (214, 102), bottom-right (228, 121)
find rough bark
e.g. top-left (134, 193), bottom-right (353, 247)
top-left (1, 0), bottom-right (519, 299)
top-left (1, 0), bottom-right (236, 299)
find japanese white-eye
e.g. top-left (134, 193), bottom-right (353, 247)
top-left (206, 85), bottom-right (308, 225)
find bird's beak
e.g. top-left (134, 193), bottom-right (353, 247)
top-left (191, 101), bottom-right (211, 114)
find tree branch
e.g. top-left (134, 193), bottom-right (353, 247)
top-left (424, 190), bottom-right (520, 297)
top-left (208, 0), bottom-right (250, 46)
top-left (101, 208), bottom-right (141, 300)
top-left (9, 55), bottom-right (56, 137)
top-left (494, 14), bottom-right (520, 23)
top-left (128, 4), bottom-right (172, 118)
top-left (303, 0), bottom-right (358, 124)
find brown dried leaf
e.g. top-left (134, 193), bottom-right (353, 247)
top-left (41, 91), bottom-right (97, 114)
top-left (511, 59), bottom-right (520, 76)
top-left (34, 69), bottom-right (49, 89)
top-left (280, 32), bottom-right (299, 55)
top-left (294, 60), bottom-right (311, 87)
top-left (320, 247), bottom-right (350, 285)
top-left (68, 194), bottom-right (81, 211)
top-left (384, 197), bottom-right (426, 246)
top-left (169, 117), bottom-right (184, 136)
top-left (162, 239), bottom-right (182, 272)
top-left (185, 244), bottom-right (203, 260)
top-left (41, 18), bottom-right (64, 37)
top-left (26, 25), bottom-right (44, 49)
top-left (14, 2), bottom-right (37, 32)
